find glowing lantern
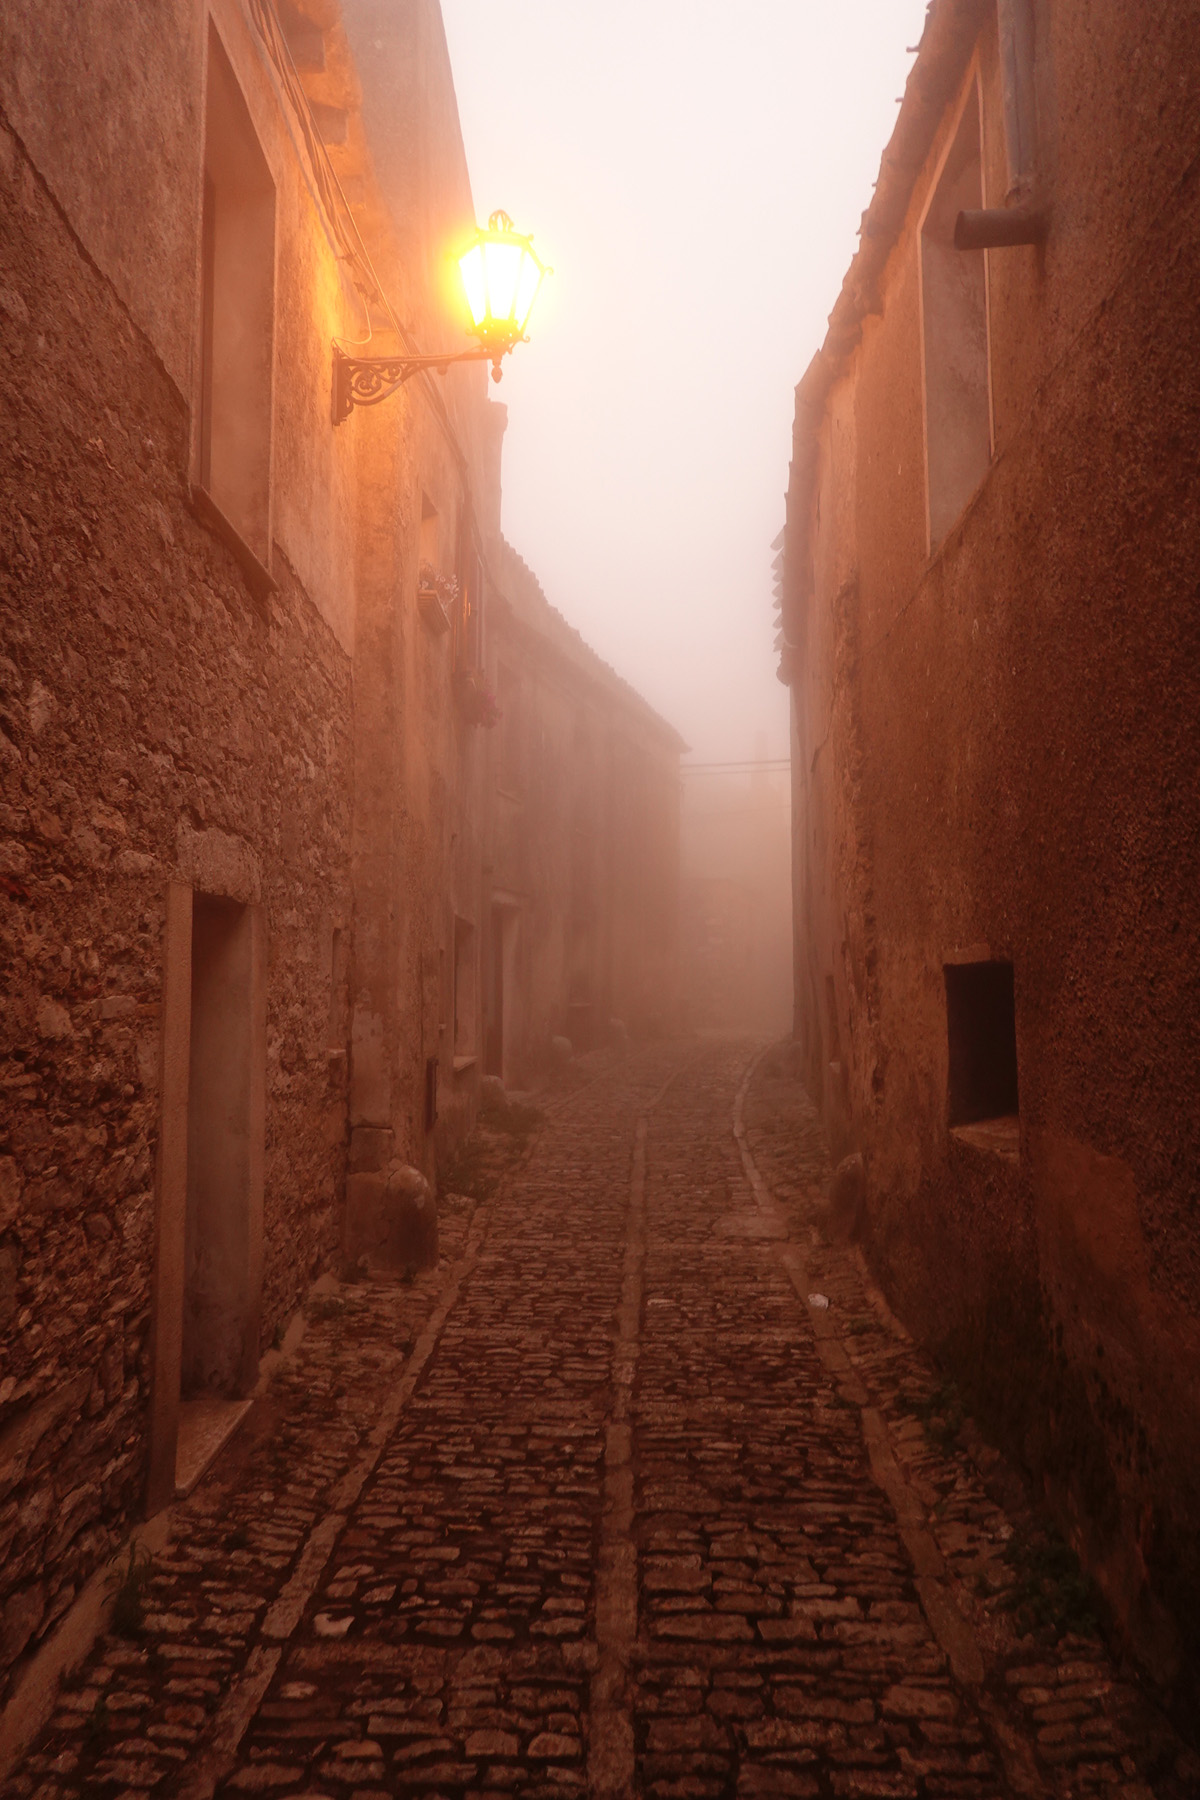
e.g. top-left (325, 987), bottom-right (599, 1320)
top-left (458, 211), bottom-right (548, 370)
top-left (332, 211), bottom-right (548, 422)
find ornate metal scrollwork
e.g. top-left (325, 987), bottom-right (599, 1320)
top-left (332, 345), bottom-right (498, 424)
top-left (332, 353), bottom-right (421, 423)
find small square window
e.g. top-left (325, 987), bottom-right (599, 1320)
top-left (944, 960), bottom-right (1018, 1126)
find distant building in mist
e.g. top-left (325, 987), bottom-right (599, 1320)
top-left (679, 760), bottom-right (792, 1036)
top-left (779, 0), bottom-right (1200, 1707)
top-left (482, 539), bottom-right (684, 1080)
top-left (0, 0), bottom-right (680, 1701)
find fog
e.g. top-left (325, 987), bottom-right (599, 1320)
top-left (680, 756), bottom-right (792, 1036)
top-left (441, 0), bottom-right (930, 765)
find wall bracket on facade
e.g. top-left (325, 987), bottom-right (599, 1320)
top-left (954, 206), bottom-right (1047, 250)
top-left (332, 343), bottom-right (501, 424)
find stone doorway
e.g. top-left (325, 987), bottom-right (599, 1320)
top-left (183, 894), bottom-right (259, 1397)
top-left (147, 884), bottom-right (265, 1513)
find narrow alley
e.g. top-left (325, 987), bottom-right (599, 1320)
top-left (2, 1045), bottom-right (1189, 1800)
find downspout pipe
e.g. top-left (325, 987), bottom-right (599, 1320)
top-left (955, 0), bottom-right (1047, 248)
top-left (998, 0), bottom-right (1038, 196)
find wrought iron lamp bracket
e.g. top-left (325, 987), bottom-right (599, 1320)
top-left (332, 343), bottom-right (506, 424)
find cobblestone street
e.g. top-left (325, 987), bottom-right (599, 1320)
top-left (2, 1043), bottom-right (1193, 1800)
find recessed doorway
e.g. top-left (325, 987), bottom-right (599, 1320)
top-left (147, 884), bottom-right (265, 1512)
top-left (183, 894), bottom-right (259, 1397)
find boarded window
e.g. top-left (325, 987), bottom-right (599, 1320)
top-left (199, 29), bottom-right (276, 560)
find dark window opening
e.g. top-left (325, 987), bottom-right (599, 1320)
top-left (945, 960), bottom-right (1018, 1125)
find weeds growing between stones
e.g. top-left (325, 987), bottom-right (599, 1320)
top-left (107, 1542), bottom-right (154, 1639)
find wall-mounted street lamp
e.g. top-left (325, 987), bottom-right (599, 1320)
top-left (333, 211), bottom-right (548, 424)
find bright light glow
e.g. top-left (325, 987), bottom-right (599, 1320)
top-left (514, 256), bottom-right (542, 331)
top-left (486, 241), bottom-right (523, 321)
top-left (459, 247), bottom-right (488, 328)
top-left (457, 212), bottom-right (547, 350)
top-left (442, 0), bottom-right (929, 766)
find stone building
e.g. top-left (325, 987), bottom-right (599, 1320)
top-left (679, 761), bottom-right (792, 1036)
top-left (0, 0), bottom-right (681, 1704)
top-left (780, 0), bottom-right (1200, 1709)
top-left (479, 536), bottom-right (684, 1082)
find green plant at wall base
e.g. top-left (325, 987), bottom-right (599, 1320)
top-left (895, 1378), bottom-right (965, 1448)
top-left (441, 1101), bottom-right (544, 1202)
top-left (106, 1542), bottom-right (155, 1639)
top-left (479, 1090), bottom-right (544, 1141)
top-left (83, 1693), bottom-right (109, 1750)
top-left (999, 1527), bottom-right (1100, 1639)
top-left (307, 1293), bottom-right (348, 1321)
top-left (440, 1136), bottom-right (500, 1201)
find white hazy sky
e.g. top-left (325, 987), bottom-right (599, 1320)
top-left (440, 1), bottom-right (930, 762)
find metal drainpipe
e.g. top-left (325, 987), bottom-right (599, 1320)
top-left (954, 0), bottom-right (1047, 249)
top-left (998, 0), bottom-right (1038, 196)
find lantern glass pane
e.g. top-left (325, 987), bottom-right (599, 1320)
top-left (458, 244), bottom-right (488, 327)
top-left (482, 240), bottom-right (523, 322)
top-left (515, 254), bottom-right (542, 331)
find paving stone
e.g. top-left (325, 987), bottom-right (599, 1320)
top-left (1, 1044), bottom-right (1194, 1799)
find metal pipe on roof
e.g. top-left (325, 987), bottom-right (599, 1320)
top-left (776, 0), bottom-right (990, 687)
top-left (998, 0), bottom-right (1038, 196)
top-left (953, 0), bottom-right (1046, 250)
top-left (955, 204), bottom-right (1045, 248)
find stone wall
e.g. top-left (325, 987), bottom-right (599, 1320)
top-left (782, 0), bottom-right (1200, 1719)
top-left (1, 0), bottom-right (644, 1712)
top-left (0, 107), bottom-right (352, 1700)
top-left (335, 0), bottom-right (501, 1185)
top-left (482, 541), bottom-right (684, 1084)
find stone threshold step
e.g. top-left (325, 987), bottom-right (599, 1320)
top-left (175, 1396), bottom-right (253, 1498)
